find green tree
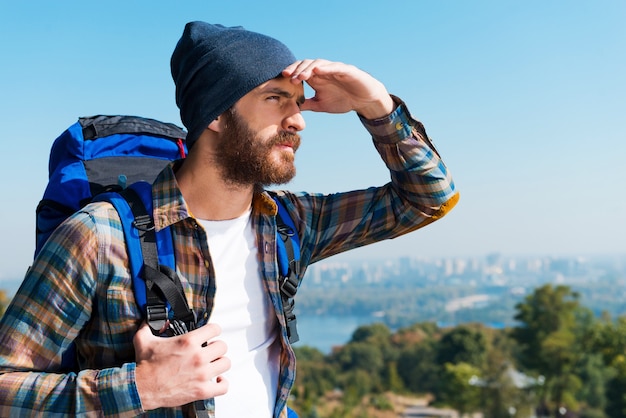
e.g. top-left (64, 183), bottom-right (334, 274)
top-left (347, 322), bottom-right (403, 392)
top-left (575, 353), bottom-right (611, 417)
top-left (436, 324), bottom-right (488, 369)
top-left (385, 361), bottom-right (404, 393)
top-left (591, 315), bottom-right (626, 417)
top-left (477, 330), bottom-right (537, 418)
top-left (393, 322), bottom-right (441, 394)
top-left (292, 346), bottom-right (336, 414)
top-left (511, 284), bottom-right (588, 416)
top-left (350, 322), bottom-right (391, 344)
top-left (397, 339), bottom-right (439, 394)
top-left (339, 369), bottom-right (373, 408)
top-left (334, 341), bottom-right (384, 377)
top-left (438, 362), bottom-right (482, 416)
top-left (605, 355), bottom-right (626, 418)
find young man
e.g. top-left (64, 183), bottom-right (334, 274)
top-left (0, 21), bottom-right (458, 417)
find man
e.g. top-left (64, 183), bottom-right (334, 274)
top-left (0, 21), bottom-right (458, 417)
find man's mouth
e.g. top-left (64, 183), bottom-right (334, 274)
top-left (273, 133), bottom-right (300, 153)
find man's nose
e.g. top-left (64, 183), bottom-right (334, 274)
top-left (283, 105), bottom-right (306, 133)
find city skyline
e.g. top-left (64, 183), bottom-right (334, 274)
top-left (1, 1), bottom-right (624, 279)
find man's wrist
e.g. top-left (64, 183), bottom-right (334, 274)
top-left (356, 94), bottom-right (395, 120)
top-left (359, 96), bottom-right (415, 142)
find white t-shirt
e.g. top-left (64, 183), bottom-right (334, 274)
top-left (198, 210), bottom-right (280, 417)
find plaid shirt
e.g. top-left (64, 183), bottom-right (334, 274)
top-left (0, 98), bottom-right (458, 417)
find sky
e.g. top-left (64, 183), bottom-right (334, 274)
top-left (0, 0), bottom-right (624, 280)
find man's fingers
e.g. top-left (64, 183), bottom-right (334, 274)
top-left (134, 321), bottom-right (224, 353)
top-left (211, 356), bottom-right (231, 375)
top-left (282, 59), bottom-right (314, 78)
top-left (283, 59), bottom-right (333, 82)
top-left (189, 322), bottom-right (222, 344)
top-left (211, 375), bottom-right (229, 397)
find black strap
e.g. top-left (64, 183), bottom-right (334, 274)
top-left (121, 188), bottom-right (195, 335)
top-left (122, 188), bottom-right (207, 418)
top-left (276, 213), bottom-right (302, 344)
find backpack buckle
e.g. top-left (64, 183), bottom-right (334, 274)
top-left (146, 304), bottom-right (168, 335)
top-left (133, 214), bottom-right (155, 232)
top-left (280, 269), bottom-right (299, 299)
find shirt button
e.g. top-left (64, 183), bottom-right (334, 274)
top-left (265, 242), bottom-right (270, 253)
top-left (395, 122), bottom-right (403, 131)
top-left (204, 260), bottom-right (210, 268)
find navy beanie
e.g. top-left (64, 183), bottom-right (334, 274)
top-left (171, 21), bottom-right (297, 148)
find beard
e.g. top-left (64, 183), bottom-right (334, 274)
top-left (215, 108), bottom-right (301, 187)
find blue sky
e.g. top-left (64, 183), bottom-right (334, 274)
top-left (0, 1), bottom-right (624, 280)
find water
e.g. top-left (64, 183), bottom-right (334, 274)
top-left (293, 314), bottom-right (378, 354)
top-left (295, 316), bottom-right (510, 354)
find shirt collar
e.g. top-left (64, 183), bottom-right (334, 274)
top-left (151, 162), bottom-right (278, 231)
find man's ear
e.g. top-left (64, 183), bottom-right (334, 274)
top-left (207, 115), bottom-right (222, 133)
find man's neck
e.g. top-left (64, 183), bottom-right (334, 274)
top-left (175, 155), bottom-right (254, 221)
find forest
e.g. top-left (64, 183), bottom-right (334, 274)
top-left (2, 284), bottom-right (626, 417)
top-left (290, 284), bottom-right (626, 418)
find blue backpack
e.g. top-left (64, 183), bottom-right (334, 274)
top-left (36, 115), bottom-right (302, 343)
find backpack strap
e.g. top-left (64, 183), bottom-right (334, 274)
top-left (98, 182), bottom-right (196, 335)
top-left (273, 197), bottom-right (302, 344)
top-left (101, 183), bottom-right (303, 344)
top-left (117, 183), bottom-right (209, 417)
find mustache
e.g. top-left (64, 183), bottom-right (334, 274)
top-left (269, 131), bottom-right (301, 152)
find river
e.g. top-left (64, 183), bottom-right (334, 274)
top-left (293, 314), bottom-right (380, 354)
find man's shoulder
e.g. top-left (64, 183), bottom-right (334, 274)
top-left (53, 200), bottom-right (126, 247)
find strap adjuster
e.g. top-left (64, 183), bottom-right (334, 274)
top-left (280, 271), bottom-right (299, 299)
top-left (132, 214), bottom-right (154, 231)
top-left (286, 316), bottom-right (299, 343)
top-left (146, 304), bottom-right (168, 334)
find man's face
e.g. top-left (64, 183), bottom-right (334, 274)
top-left (215, 77), bottom-right (305, 187)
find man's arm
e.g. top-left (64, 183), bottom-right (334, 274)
top-left (0, 210), bottom-right (145, 416)
top-left (278, 60), bottom-right (458, 264)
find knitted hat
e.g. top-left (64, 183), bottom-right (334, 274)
top-left (170, 21), bottom-right (297, 148)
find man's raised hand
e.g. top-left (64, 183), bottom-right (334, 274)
top-left (282, 59), bottom-right (394, 119)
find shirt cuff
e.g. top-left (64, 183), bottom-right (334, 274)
top-left (358, 95), bottom-right (420, 144)
top-left (96, 362), bottom-right (144, 417)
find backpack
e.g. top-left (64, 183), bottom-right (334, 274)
top-left (36, 115), bottom-right (303, 343)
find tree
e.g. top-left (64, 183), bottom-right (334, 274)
top-left (575, 353), bottom-right (611, 416)
top-left (350, 322), bottom-right (392, 344)
top-left (438, 362), bottom-right (482, 416)
top-left (511, 284), bottom-right (589, 416)
top-left (334, 341), bottom-right (384, 376)
top-left (397, 338), bottom-right (439, 394)
top-left (292, 346), bottom-right (336, 413)
top-left (605, 355), bottom-right (626, 418)
top-left (294, 346), bottom-right (337, 400)
top-left (436, 324), bottom-right (488, 369)
top-left (590, 315), bottom-right (626, 417)
top-left (478, 330), bottom-right (538, 418)
top-left (347, 322), bottom-right (404, 392)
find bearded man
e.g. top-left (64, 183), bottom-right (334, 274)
top-left (0, 21), bottom-right (458, 417)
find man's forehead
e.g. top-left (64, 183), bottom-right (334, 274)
top-left (255, 77), bottom-right (305, 100)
